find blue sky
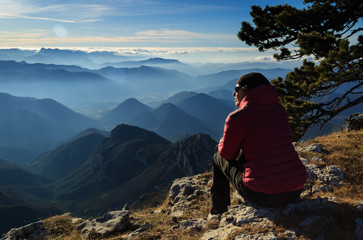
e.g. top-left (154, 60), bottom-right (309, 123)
top-left (0, 0), bottom-right (307, 63)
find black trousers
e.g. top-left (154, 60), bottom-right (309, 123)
top-left (210, 152), bottom-right (302, 214)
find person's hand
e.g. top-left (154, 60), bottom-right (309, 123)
top-left (216, 138), bottom-right (223, 149)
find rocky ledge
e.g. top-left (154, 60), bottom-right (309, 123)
top-left (2, 143), bottom-right (362, 240)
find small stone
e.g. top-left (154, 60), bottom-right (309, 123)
top-left (311, 156), bottom-right (324, 163)
top-left (207, 213), bottom-right (221, 221)
top-left (298, 143), bottom-right (327, 153)
top-left (299, 215), bottom-right (321, 226)
top-left (312, 184), bottom-right (332, 193)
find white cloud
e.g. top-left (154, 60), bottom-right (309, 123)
top-left (0, 0), bottom-right (32, 15)
top-left (0, 13), bottom-right (75, 23)
top-left (0, 1), bottom-right (108, 23)
top-left (254, 56), bottom-right (274, 61)
top-left (37, 4), bottom-right (112, 20)
top-left (0, 0), bottom-right (236, 23)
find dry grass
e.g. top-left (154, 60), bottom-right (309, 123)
top-left (43, 214), bottom-right (85, 240)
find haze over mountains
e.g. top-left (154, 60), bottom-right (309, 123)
top-left (0, 48), bottom-right (293, 110)
top-left (0, 92), bottom-right (102, 161)
top-left (0, 48), bottom-right (359, 234)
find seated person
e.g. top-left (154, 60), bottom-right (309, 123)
top-left (211, 72), bottom-right (307, 214)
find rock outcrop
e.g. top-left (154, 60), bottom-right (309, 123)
top-left (1, 221), bottom-right (47, 240)
top-left (76, 210), bottom-right (131, 239)
top-left (166, 145), bottom-right (361, 240)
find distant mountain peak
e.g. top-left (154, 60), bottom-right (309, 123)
top-left (101, 98), bottom-right (153, 130)
top-left (109, 124), bottom-right (170, 144)
top-left (120, 98), bottom-right (144, 106)
top-left (145, 58), bottom-right (180, 64)
top-left (153, 102), bottom-right (185, 116)
top-left (37, 48), bottom-right (82, 54)
top-left (158, 102), bottom-right (176, 109)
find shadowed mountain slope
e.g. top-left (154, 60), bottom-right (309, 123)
top-left (0, 159), bottom-right (53, 187)
top-left (28, 129), bottom-right (108, 179)
top-left (53, 124), bottom-right (172, 202)
top-left (59, 132), bottom-right (217, 216)
top-left (0, 158), bottom-right (62, 234)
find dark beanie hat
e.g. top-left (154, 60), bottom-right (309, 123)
top-left (236, 72), bottom-right (270, 91)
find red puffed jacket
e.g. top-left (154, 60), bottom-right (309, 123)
top-left (218, 84), bottom-right (307, 194)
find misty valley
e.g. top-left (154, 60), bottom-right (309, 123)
top-left (0, 48), bottom-right (358, 234)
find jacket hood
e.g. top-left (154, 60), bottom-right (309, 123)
top-left (239, 84), bottom-right (278, 108)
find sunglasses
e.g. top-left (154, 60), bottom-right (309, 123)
top-left (234, 86), bottom-right (246, 93)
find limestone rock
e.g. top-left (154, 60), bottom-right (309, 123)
top-left (297, 143), bottom-right (328, 153)
top-left (300, 157), bottom-right (344, 196)
top-left (169, 174), bottom-right (209, 215)
top-left (77, 210), bottom-right (130, 238)
top-left (172, 218), bottom-right (207, 230)
top-left (166, 159), bottom-right (354, 240)
top-left (234, 232), bottom-right (279, 240)
top-left (300, 157), bottom-right (321, 181)
top-left (319, 165), bottom-right (344, 186)
top-left (200, 225), bottom-right (238, 240)
top-left (311, 156), bottom-right (324, 163)
top-left (127, 222), bottom-right (151, 239)
top-left (1, 221), bottom-right (46, 240)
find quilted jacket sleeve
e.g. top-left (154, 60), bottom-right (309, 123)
top-left (218, 110), bottom-right (247, 160)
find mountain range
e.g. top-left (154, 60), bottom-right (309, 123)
top-left (0, 56), bottom-right (294, 111)
top-left (100, 92), bottom-right (236, 141)
top-left (0, 48), bottom-right (302, 75)
top-left (0, 48), bottom-right (131, 69)
top-left (0, 90), bottom-right (231, 164)
top-left (0, 124), bottom-right (217, 234)
top-left (2, 83), bottom-right (356, 169)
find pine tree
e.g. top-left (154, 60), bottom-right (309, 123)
top-left (238, 0), bottom-right (363, 140)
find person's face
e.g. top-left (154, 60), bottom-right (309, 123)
top-left (233, 86), bottom-right (247, 107)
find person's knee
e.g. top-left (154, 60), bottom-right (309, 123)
top-left (214, 152), bottom-right (227, 169)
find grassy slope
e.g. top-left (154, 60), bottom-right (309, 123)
top-left (297, 129), bottom-right (363, 202)
top-left (42, 129), bottom-right (363, 239)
